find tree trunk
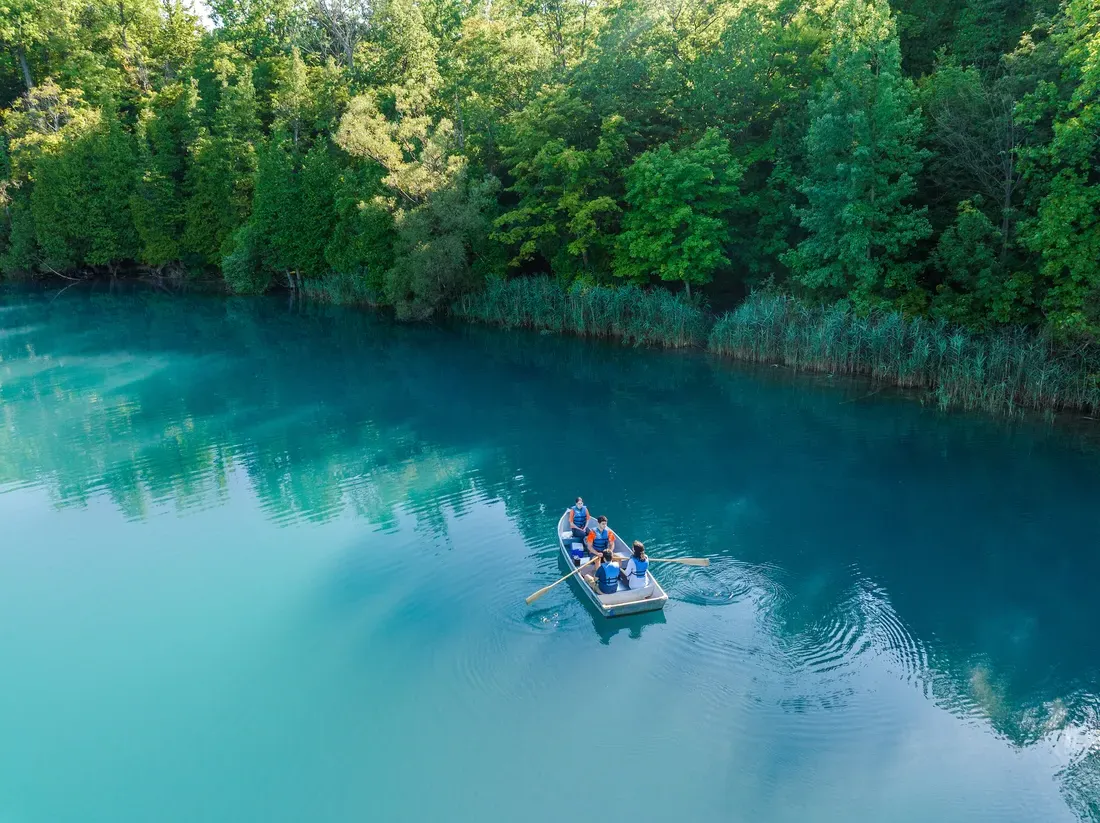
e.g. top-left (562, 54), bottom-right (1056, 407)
top-left (684, 280), bottom-right (692, 299)
top-left (454, 92), bottom-right (464, 150)
top-left (16, 47), bottom-right (33, 90)
top-left (999, 159), bottom-right (1013, 265)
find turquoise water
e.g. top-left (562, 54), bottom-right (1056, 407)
top-left (1, 285), bottom-right (1098, 823)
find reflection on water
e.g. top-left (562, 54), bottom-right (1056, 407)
top-left (2, 283), bottom-right (1099, 821)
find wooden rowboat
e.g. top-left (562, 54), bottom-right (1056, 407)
top-left (556, 511), bottom-right (668, 618)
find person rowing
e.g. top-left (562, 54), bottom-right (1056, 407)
top-left (623, 540), bottom-right (650, 589)
top-left (585, 548), bottom-right (626, 594)
top-left (585, 515), bottom-right (617, 559)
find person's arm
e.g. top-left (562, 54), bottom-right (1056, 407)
top-left (619, 559), bottom-right (632, 586)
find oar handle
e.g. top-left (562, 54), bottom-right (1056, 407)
top-left (525, 556), bottom-right (597, 605)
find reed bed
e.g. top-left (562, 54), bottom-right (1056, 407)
top-left (709, 292), bottom-right (1100, 416)
top-left (299, 271), bottom-right (382, 307)
top-left (451, 276), bottom-right (710, 348)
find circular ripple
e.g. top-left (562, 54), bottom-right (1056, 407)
top-left (676, 558), bottom-right (788, 610)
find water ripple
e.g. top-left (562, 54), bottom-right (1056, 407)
top-left (676, 559), bottom-right (788, 610)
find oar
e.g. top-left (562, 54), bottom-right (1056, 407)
top-left (526, 556), bottom-right (597, 605)
top-left (645, 557), bottom-right (710, 567)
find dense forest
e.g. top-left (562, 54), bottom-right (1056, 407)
top-left (0, 0), bottom-right (1098, 338)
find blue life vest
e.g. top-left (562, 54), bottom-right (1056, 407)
top-left (591, 526), bottom-right (611, 551)
top-left (596, 563), bottom-right (619, 594)
top-left (630, 557), bottom-right (649, 584)
top-left (571, 504), bottom-right (588, 530)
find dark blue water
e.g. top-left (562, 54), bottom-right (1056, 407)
top-left (1, 285), bottom-right (1098, 822)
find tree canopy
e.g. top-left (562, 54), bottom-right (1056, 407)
top-left (0, 0), bottom-right (1097, 336)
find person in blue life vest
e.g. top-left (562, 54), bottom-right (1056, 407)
top-left (584, 515), bottom-right (618, 560)
top-left (585, 549), bottom-right (627, 595)
top-left (567, 497), bottom-right (590, 564)
top-left (622, 541), bottom-right (650, 590)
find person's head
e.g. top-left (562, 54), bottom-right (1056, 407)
top-left (602, 549), bottom-right (614, 563)
top-left (632, 540), bottom-right (646, 559)
top-left (575, 496), bottom-right (583, 507)
top-left (597, 515), bottom-right (608, 528)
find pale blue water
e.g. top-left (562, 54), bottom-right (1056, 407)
top-left (1, 285), bottom-right (1098, 823)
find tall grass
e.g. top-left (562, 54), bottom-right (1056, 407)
top-left (451, 276), bottom-right (710, 348)
top-left (299, 271), bottom-right (383, 307)
top-left (709, 292), bottom-right (1100, 415)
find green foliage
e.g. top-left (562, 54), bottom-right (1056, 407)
top-left (0, 193), bottom-right (38, 274)
top-left (494, 92), bottom-right (627, 279)
top-left (1017, 0), bottom-right (1100, 336)
top-left (784, 0), bottom-right (931, 309)
top-left (387, 170), bottom-right (500, 318)
top-left (0, 0), bottom-right (1092, 352)
top-left (132, 81), bottom-right (199, 267)
top-left (240, 140), bottom-right (340, 286)
top-left (616, 129), bottom-right (743, 294)
top-left (324, 165), bottom-right (396, 291)
top-left (931, 200), bottom-right (1033, 328)
top-left (182, 66), bottom-right (261, 263)
top-left (221, 222), bottom-right (267, 293)
top-left (29, 98), bottom-right (140, 270)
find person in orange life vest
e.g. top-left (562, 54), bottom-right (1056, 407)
top-left (567, 496), bottom-right (590, 563)
top-left (623, 541), bottom-right (650, 590)
top-left (585, 515), bottom-right (618, 560)
top-left (585, 549), bottom-right (627, 594)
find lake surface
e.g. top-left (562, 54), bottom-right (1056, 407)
top-left (1, 284), bottom-right (1098, 823)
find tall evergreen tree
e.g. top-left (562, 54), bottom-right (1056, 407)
top-left (31, 98), bottom-right (140, 270)
top-left (784, 0), bottom-right (931, 309)
top-left (182, 66), bottom-right (261, 263)
top-left (132, 81), bottom-right (199, 267)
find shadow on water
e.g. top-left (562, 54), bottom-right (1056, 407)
top-left (3, 283), bottom-right (1100, 817)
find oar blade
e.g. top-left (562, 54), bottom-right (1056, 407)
top-left (525, 587), bottom-right (551, 606)
top-left (525, 556), bottom-right (595, 606)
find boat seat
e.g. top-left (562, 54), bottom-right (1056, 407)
top-left (599, 575), bottom-right (656, 605)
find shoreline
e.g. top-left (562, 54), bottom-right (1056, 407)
top-left (8, 273), bottom-right (1100, 423)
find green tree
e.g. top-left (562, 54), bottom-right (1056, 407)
top-left (239, 140), bottom-right (340, 289)
top-left (493, 91), bottom-right (627, 279)
top-left (446, 15), bottom-right (549, 168)
top-left (784, 0), bottom-right (931, 309)
top-left (272, 46), bottom-right (309, 145)
top-left (386, 169), bottom-right (500, 318)
top-left (325, 164), bottom-right (396, 293)
top-left (921, 60), bottom-right (1026, 266)
top-left (182, 65), bottom-right (261, 263)
top-left (1017, 0), bottom-right (1100, 335)
top-left (337, 82), bottom-right (496, 315)
top-left (30, 97), bottom-right (140, 270)
top-left (931, 199), bottom-right (1033, 327)
top-left (131, 81), bottom-right (199, 267)
top-left (615, 129), bottom-right (743, 297)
